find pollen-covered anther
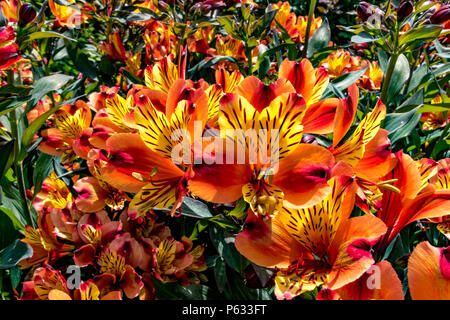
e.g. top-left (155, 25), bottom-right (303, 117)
top-left (377, 179), bottom-right (401, 193)
top-left (132, 172), bottom-right (149, 183)
top-left (255, 195), bottom-right (278, 218)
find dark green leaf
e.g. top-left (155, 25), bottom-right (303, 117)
top-left (33, 153), bottom-right (54, 196)
top-left (331, 65), bottom-right (368, 91)
top-left (387, 54), bottom-right (410, 101)
top-left (180, 197), bottom-right (213, 218)
top-left (152, 280), bottom-right (221, 300)
top-left (0, 239), bottom-right (32, 269)
top-left (307, 18), bottom-right (330, 58)
top-left (28, 74), bottom-right (73, 107)
top-left (214, 257), bottom-right (227, 293)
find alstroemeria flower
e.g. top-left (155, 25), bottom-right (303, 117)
top-left (420, 95), bottom-right (449, 131)
top-left (33, 171), bottom-right (74, 212)
top-left (235, 176), bottom-right (387, 299)
top-left (48, 0), bottom-right (88, 28)
top-left (19, 211), bottom-right (74, 269)
top-left (48, 280), bottom-right (122, 300)
top-left (317, 261), bottom-right (404, 300)
top-left (73, 149), bottom-right (130, 213)
top-left (318, 49), bottom-right (362, 79)
top-left (21, 266), bottom-right (71, 300)
top-left (144, 54), bottom-right (184, 94)
top-left (375, 152), bottom-right (450, 253)
top-left (38, 100), bottom-right (93, 163)
top-left (407, 241), bottom-right (450, 300)
top-left (271, 2), bottom-right (322, 43)
top-left (190, 91), bottom-right (338, 215)
top-left (0, 0), bottom-right (19, 22)
top-left (358, 60), bottom-right (383, 91)
top-left (0, 26), bottom-right (21, 69)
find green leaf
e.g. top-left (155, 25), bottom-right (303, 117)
top-left (0, 84), bottom-right (32, 97)
top-left (209, 225), bottom-right (246, 274)
top-left (407, 63), bottom-right (427, 93)
top-left (387, 54), bottom-right (410, 101)
top-left (28, 74), bottom-right (73, 107)
top-left (0, 140), bottom-right (14, 177)
top-left (10, 266), bottom-right (22, 288)
top-left (0, 96), bottom-right (31, 116)
top-left (22, 31), bottom-right (75, 43)
top-left (331, 65), bottom-right (368, 91)
top-left (227, 197), bottom-right (248, 219)
top-left (214, 257), bottom-right (227, 293)
top-left (385, 108), bottom-right (422, 145)
top-left (180, 197), bottom-right (213, 219)
top-left (187, 56), bottom-right (239, 78)
top-left (396, 88), bottom-right (424, 113)
top-left (307, 18), bottom-right (330, 58)
top-left (351, 31), bottom-right (375, 44)
top-left (417, 103), bottom-right (450, 113)
top-left (65, 41), bottom-right (98, 79)
top-left (152, 280), bottom-right (221, 300)
top-left (399, 25), bottom-right (443, 48)
top-left (0, 239), bottom-right (32, 269)
top-left (0, 205), bottom-right (26, 231)
top-left (377, 49), bottom-right (389, 75)
top-left (33, 153), bottom-right (54, 196)
top-left (383, 105), bottom-right (421, 136)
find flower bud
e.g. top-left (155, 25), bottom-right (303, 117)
top-left (356, 2), bottom-right (374, 22)
top-left (397, 0), bottom-right (413, 20)
top-left (19, 3), bottom-right (37, 26)
top-left (384, 14), bottom-right (396, 29)
top-left (430, 4), bottom-right (450, 25)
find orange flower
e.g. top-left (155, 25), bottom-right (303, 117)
top-left (0, 26), bottom-right (21, 69)
top-left (38, 100), bottom-right (93, 163)
top-left (408, 241), bottom-right (450, 300)
top-left (319, 49), bottom-right (362, 79)
top-left (317, 261), bottom-right (404, 300)
top-left (48, 0), bottom-right (88, 28)
top-left (420, 95), bottom-right (449, 131)
top-left (271, 2), bottom-right (322, 43)
top-left (375, 152), bottom-right (450, 252)
top-left (235, 176), bottom-right (387, 299)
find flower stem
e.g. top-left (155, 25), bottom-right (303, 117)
top-left (302, 0), bottom-right (318, 58)
top-left (7, 70), bottom-right (35, 228)
top-left (380, 53), bottom-right (399, 104)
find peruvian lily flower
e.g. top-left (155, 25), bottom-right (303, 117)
top-left (190, 90), bottom-right (338, 216)
top-left (19, 211), bottom-right (74, 269)
top-left (316, 261), bottom-right (404, 300)
top-left (73, 149), bottom-right (130, 213)
top-left (375, 152), bottom-right (450, 254)
top-left (48, 0), bottom-right (88, 28)
top-left (38, 100), bottom-right (93, 163)
top-left (0, 26), bottom-right (21, 70)
top-left (235, 175), bottom-right (387, 299)
top-left (407, 241), bottom-right (450, 300)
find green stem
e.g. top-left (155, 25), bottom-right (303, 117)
top-left (6, 70), bottom-right (35, 228)
top-left (380, 53), bottom-right (399, 104)
top-left (245, 46), bottom-right (253, 76)
top-left (302, 0), bottom-right (318, 58)
top-left (380, 21), bottom-right (400, 104)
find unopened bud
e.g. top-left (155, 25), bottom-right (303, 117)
top-left (430, 4), bottom-right (450, 25)
top-left (19, 3), bottom-right (37, 26)
top-left (397, 0), bottom-right (413, 20)
top-left (356, 2), bottom-right (374, 22)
